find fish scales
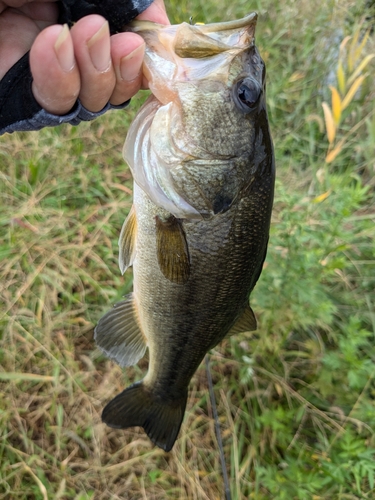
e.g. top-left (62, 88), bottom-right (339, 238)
top-left (135, 179), bottom-right (272, 389)
top-left (178, 85), bottom-right (252, 155)
top-left (94, 13), bottom-right (275, 451)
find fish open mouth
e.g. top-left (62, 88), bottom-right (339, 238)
top-left (129, 12), bottom-right (257, 33)
top-left (127, 13), bottom-right (259, 103)
top-left (128, 12), bottom-right (258, 59)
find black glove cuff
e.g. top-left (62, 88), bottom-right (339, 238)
top-left (59, 0), bottom-right (154, 35)
top-left (0, 53), bottom-right (41, 131)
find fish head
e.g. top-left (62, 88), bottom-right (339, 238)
top-left (126, 14), bottom-right (273, 218)
top-left (130, 13), bottom-right (260, 102)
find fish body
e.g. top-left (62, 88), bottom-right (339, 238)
top-left (95, 13), bottom-right (275, 451)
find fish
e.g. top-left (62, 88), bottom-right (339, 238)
top-left (94, 12), bottom-right (275, 452)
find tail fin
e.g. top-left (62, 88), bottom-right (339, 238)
top-left (102, 381), bottom-right (188, 452)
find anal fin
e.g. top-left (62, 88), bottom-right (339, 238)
top-left (119, 205), bottom-right (137, 275)
top-left (156, 215), bottom-right (190, 284)
top-left (227, 304), bottom-right (257, 336)
top-left (94, 293), bottom-right (147, 367)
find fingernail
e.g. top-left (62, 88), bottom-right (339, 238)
top-left (87, 21), bottom-right (111, 72)
top-left (120, 43), bottom-right (145, 81)
top-left (54, 24), bottom-right (75, 72)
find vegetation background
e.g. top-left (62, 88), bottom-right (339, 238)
top-left (1, 0), bottom-right (374, 498)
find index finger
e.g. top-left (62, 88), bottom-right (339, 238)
top-left (136, 0), bottom-right (170, 25)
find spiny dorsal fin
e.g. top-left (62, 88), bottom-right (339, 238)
top-left (119, 205), bottom-right (137, 275)
top-left (227, 304), bottom-right (257, 336)
top-left (94, 293), bottom-right (147, 367)
top-left (156, 215), bottom-right (190, 284)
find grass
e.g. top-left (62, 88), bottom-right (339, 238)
top-left (0, 0), bottom-right (374, 498)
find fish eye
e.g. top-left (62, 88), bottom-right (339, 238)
top-left (234, 78), bottom-right (262, 112)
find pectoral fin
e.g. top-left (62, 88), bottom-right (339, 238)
top-left (119, 205), bottom-right (137, 275)
top-left (156, 215), bottom-right (190, 284)
top-left (94, 293), bottom-right (147, 367)
top-left (227, 304), bottom-right (257, 336)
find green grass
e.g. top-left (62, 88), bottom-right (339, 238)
top-left (1, 0), bottom-right (375, 498)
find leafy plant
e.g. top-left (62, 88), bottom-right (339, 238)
top-left (322, 24), bottom-right (375, 163)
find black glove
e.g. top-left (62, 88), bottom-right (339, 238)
top-left (58, 0), bottom-right (154, 35)
top-left (0, 0), bottom-right (154, 134)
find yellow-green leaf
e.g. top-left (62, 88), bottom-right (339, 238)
top-left (322, 102), bottom-right (336, 144)
top-left (355, 29), bottom-right (370, 62)
top-left (339, 35), bottom-right (351, 58)
top-left (325, 140), bottom-right (345, 163)
top-left (313, 190), bottom-right (332, 203)
top-left (347, 54), bottom-right (375, 87)
top-left (341, 74), bottom-right (366, 110)
top-left (330, 86), bottom-right (342, 125)
top-left (348, 28), bottom-right (360, 72)
top-left (337, 59), bottom-right (346, 95)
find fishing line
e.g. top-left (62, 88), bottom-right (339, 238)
top-left (205, 355), bottom-right (232, 500)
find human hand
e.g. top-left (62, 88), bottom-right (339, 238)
top-left (0, 0), bottom-right (169, 115)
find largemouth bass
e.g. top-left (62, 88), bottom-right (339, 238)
top-left (94, 12), bottom-right (275, 452)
